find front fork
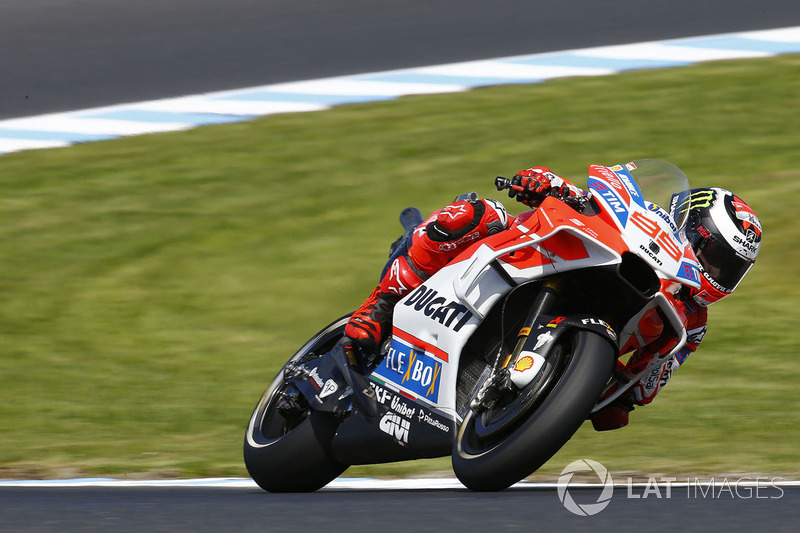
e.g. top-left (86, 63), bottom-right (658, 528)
top-left (471, 279), bottom-right (563, 410)
top-left (501, 279), bottom-right (563, 368)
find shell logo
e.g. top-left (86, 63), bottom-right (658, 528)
top-left (514, 356), bottom-right (534, 372)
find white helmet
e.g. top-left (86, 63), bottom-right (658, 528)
top-left (686, 188), bottom-right (762, 306)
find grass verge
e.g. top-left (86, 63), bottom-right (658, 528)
top-left (0, 54), bottom-right (798, 480)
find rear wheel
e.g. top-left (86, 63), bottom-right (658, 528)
top-left (243, 316), bottom-right (350, 492)
top-left (452, 330), bottom-right (615, 491)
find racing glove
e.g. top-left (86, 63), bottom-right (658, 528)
top-left (506, 167), bottom-right (582, 207)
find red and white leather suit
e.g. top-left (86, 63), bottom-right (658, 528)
top-left (345, 167), bottom-right (707, 430)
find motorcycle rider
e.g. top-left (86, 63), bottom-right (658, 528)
top-left (343, 166), bottom-right (762, 430)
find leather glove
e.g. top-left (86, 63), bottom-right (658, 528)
top-left (507, 167), bottom-right (578, 207)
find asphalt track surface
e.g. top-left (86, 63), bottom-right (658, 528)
top-left (3, 1), bottom-right (800, 531)
top-left (1, 486), bottom-right (798, 533)
top-left (3, 0), bottom-right (800, 119)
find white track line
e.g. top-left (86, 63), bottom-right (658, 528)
top-left (0, 477), bottom-right (797, 489)
top-left (0, 26), bottom-right (799, 156)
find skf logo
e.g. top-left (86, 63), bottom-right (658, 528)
top-left (379, 412), bottom-right (410, 447)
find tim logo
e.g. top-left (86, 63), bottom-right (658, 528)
top-left (379, 412), bottom-right (410, 446)
top-left (587, 178), bottom-right (629, 225)
top-left (374, 339), bottom-right (442, 402)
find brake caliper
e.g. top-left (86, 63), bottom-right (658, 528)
top-left (470, 368), bottom-right (512, 411)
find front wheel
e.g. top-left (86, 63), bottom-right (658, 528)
top-left (243, 316), bottom-right (351, 492)
top-left (452, 330), bottom-right (616, 491)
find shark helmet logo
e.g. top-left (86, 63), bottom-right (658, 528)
top-left (729, 195), bottom-right (762, 240)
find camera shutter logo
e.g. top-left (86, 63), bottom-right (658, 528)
top-left (557, 459), bottom-right (614, 516)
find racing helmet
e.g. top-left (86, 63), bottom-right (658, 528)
top-left (685, 188), bottom-right (762, 306)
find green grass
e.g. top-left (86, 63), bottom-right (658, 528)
top-left (0, 54), bottom-right (798, 480)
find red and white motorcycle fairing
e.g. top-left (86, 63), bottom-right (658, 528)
top-left (376, 161), bottom-right (702, 422)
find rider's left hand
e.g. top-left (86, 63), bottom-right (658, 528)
top-left (508, 167), bottom-right (574, 207)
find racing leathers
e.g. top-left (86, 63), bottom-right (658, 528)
top-left (590, 294), bottom-right (708, 431)
top-left (344, 195), bottom-right (510, 353)
top-left (344, 166), bottom-right (705, 430)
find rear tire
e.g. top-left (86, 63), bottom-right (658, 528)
top-left (244, 316), bottom-right (351, 492)
top-left (452, 330), bottom-right (615, 491)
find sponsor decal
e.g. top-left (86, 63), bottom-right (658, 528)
top-left (693, 291), bottom-right (714, 306)
top-left (484, 198), bottom-right (509, 228)
top-left (375, 339), bottom-right (442, 402)
top-left (307, 368), bottom-right (323, 391)
top-left (588, 178), bottom-right (629, 226)
top-left (319, 379), bottom-right (338, 399)
top-left (390, 398), bottom-right (417, 419)
top-left (417, 409), bottom-right (451, 433)
top-left (509, 350), bottom-right (547, 389)
top-left (438, 231), bottom-right (480, 252)
top-left (546, 316), bottom-right (567, 328)
top-left (642, 365), bottom-right (662, 393)
top-left (733, 233), bottom-right (758, 255)
top-left (687, 325), bottom-right (707, 346)
top-left (378, 412), bottom-right (410, 447)
top-left (610, 166), bottom-right (645, 208)
top-left (371, 382), bottom-right (393, 405)
top-left (581, 318), bottom-right (617, 341)
top-left (731, 195), bottom-right (762, 236)
top-left (439, 203), bottom-right (468, 221)
top-left (690, 189), bottom-right (715, 209)
top-left (700, 269), bottom-right (732, 293)
top-left (592, 165), bottom-right (631, 206)
top-left (677, 261), bottom-right (701, 284)
top-left (647, 203), bottom-right (678, 232)
top-left (403, 285), bottom-right (473, 332)
top-left (570, 217), bottom-right (600, 239)
top-left (639, 243), bottom-right (663, 266)
top-left (386, 258), bottom-right (408, 295)
top-left (533, 331), bottom-right (553, 350)
top-left (370, 382), bottom-right (420, 421)
top-left (514, 356), bottom-right (534, 372)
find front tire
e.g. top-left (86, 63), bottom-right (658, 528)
top-left (452, 330), bottom-right (615, 491)
top-left (244, 316), bottom-right (351, 492)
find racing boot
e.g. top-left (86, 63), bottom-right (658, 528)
top-left (344, 254), bottom-right (426, 355)
top-left (590, 399), bottom-right (634, 431)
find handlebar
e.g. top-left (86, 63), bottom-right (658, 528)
top-left (494, 176), bottom-right (513, 191)
top-left (495, 175), bottom-right (589, 211)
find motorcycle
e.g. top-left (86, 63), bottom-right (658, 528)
top-left (243, 159), bottom-right (702, 492)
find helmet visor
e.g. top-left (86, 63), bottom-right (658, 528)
top-left (695, 235), bottom-right (754, 293)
